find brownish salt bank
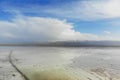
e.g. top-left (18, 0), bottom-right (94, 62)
top-left (25, 68), bottom-right (77, 80)
top-left (19, 66), bottom-right (120, 80)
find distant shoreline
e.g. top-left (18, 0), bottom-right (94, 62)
top-left (1, 41), bottom-right (120, 47)
top-left (1, 44), bottom-right (120, 47)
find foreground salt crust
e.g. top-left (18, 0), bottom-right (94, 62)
top-left (1, 47), bottom-right (120, 80)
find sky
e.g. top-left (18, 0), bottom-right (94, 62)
top-left (0, 0), bottom-right (120, 43)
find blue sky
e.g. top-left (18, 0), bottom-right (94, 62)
top-left (0, 0), bottom-right (120, 43)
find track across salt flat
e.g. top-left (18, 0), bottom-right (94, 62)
top-left (0, 49), bottom-right (22, 80)
top-left (8, 50), bottom-right (29, 80)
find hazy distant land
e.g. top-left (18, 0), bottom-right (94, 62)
top-left (1, 41), bottom-right (120, 47)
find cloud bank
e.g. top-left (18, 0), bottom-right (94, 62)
top-left (0, 15), bottom-right (100, 43)
top-left (0, 15), bottom-right (119, 43)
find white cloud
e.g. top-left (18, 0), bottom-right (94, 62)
top-left (104, 31), bottom-right (111, 35)
top-left (42, 0), bottom-right (120, 20)
top-left (2, 32), bottom-right (16, 38)
top-left (101, 0), bottom-right (120, 18)
top-left (77, 0), bottom-right (120, 20)
top-left (0, 15), bottom-right (100, 42)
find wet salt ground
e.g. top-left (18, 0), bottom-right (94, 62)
top-left (0, 47), bottom-right (120, 80)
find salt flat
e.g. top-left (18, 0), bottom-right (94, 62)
top-left (0, 47), bottom-right (120, 80)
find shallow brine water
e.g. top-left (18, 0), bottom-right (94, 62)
top-left (0, 47), bottom-right (120, 80)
